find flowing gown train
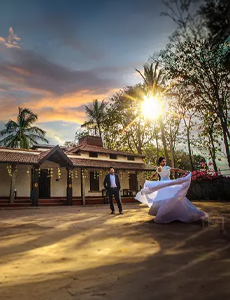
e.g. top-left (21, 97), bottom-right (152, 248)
top-left (135, 166), bottom-right (208, 223)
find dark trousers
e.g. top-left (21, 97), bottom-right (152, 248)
top-left (108, 188), bottom-right (122, 212)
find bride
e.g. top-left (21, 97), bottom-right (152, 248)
top-left (135, 157), bottom-right (208, 223)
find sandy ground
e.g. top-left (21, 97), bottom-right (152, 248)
top-left (0, 202), bottom-right (230, 300)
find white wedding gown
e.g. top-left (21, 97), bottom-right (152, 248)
top-left (135, 166), bottom-right (208, 223)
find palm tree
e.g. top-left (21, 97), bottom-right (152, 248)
top-left (0, 107), bottom-right (48, 149)
top-left (81, 99), bottom-right (107, 138)
top-left (135, 62), bottom-right (165, 94)
top-left (136, 62), bottom-right (170, 163)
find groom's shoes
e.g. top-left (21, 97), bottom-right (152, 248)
top-left (111, 211), bottom-right (115, 214)
top-left (119, 211), bottom-right (123, 215)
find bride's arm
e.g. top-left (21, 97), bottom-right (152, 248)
top-left (170, 168), bottom-right (187, 174)
top-left (149, 171), bottom-right (158, 180)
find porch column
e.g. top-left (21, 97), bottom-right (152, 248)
top-left (81, 168), bottom-right (86, 205)
top-left (32, 165), bottom-right (39, 206)
top-left (66, 168), bottom-right (73, 206)
top-left (135, 170), bottom-right (139, 192)
top-left (9, 164), bottom-right (17, 203)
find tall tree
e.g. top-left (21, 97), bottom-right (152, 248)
top-left (135, 63), bottom-right (170, 162)
top-left (102, 85), bottom-right (159, 154)
top-left (0, 107), bottom-right (48, 149)
top-left (159, 38), bottom-right (230, 167)
top-left (197, 112), bottom-right (221, 172)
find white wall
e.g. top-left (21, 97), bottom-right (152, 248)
top-left (40, 162), bottom-right (82, 197)
top-left (16, 164), bottom-right (32, 197)
top-left (0, 162), bottom-right (146, 199)
top-left (0, 164), bottom-right (31, 197)
top-left (0, 164), bottom-right (11, 197)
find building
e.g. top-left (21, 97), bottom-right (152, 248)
top-left (0, 136), bottom-right (155, 207)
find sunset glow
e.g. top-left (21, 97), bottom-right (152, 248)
top-left (141, 95), bottom-right (162, 119)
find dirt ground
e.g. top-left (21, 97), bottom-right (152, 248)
top-left (0, 202), bottom-right (230, 300)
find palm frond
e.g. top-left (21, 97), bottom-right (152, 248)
top-left (25, 126), bottom-right (47, 136)
top-left (81, 120), bottom-right (95, 128)
top-left (25, 133), bottom-right (49, 144)
top-left (1, 107), bottom-right (48, 148)
top-left (0, 135), bottom-right (19, 148)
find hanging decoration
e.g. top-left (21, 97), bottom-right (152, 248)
top-left (119, 171), bottom-right (125, 180)
top-left (47, 168), bottom-right (50, 178)
top-left (57, 167), bottom-right (61, 179)
top-left (26, 166), bottom-right (30, 176)
top-left (74, 169), bottom-right (78, 179)
top-left (38, 168), bottom-right (41, 178)
top-left (68, 170), bottom-right (73, 179)
top-left (81, 169), bottom-right (89, 179)
top-left (94, 171), bottom-right (99, 179)
top-left (6, 164), bottom-right (12, 177)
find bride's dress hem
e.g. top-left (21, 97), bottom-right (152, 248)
top-left (135, 170), bottom-right (208, 224)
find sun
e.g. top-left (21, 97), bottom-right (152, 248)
top-left (141, 95), bottom-right (162, 119)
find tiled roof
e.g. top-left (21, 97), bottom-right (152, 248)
top-left (68, 144), bottom-right (145, 157)
top-left (31, 144), bottom-right (68, 150)
top-left (0, 146), bottom-right (41, 153)
top-left (0, 146), bottom-right (154, 170)
top-left (0, 149), bottom-right (40, 164)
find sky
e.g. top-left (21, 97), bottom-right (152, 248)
top-left (0, 0), bottom-right (177, 145)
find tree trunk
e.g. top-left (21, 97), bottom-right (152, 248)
top-left (155, 132), bottom-right (159, 158)
top-left (169, 128), bottom-right (175, 168)
top-left (159, 117), bottom-right (169, 163)
top-left (9, 164), bottom-right (17, 203)
top-left (208, 130), bottom-right (218, 172)
top-left (97, 122), bottom-right (102, 138)
top-left (137, 121), bottom-right (142, 154)
top-left (216, 95), bottom-right (230, 167)
top-left (170, 135), bottom-right (176, 179)
top-left (223, 115), bottom-right (230, 141)
top-left (220, 116), bottom-right (230, 167)
top-left (187, 128), bottom-right (194, 171)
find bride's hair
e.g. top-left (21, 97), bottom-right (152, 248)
top-left (158, 156), bottom-right (165, 165)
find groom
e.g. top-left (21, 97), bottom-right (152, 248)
top-left (103, 167), bottom-right (123, 214)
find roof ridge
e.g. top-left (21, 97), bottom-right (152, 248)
top-left (68, 144), bottom-right (145, 157)
top-left (0, 147), bottom-right (42, 153)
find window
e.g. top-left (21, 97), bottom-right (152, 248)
top-left (127, 156), bottom-right (135, 161)
top-left (90, 171), bottom-right (99, 191)
top-left (110, 154), bottom-right (117, 159)
top-left (89, 152), bottom-right (98, 158)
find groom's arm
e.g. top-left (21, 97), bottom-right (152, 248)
top-left (103, 175), bottom-right (107, 189)
top-left (116, 175), bottom-right (121, 190)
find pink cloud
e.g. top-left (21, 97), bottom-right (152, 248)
top-left (0, 27), bottom-right (21, 49)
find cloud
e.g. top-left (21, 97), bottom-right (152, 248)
top-left (0, 88), bottom-right (111, 124)
top-left (0, 27), bottom-right (21, 49)
top-left (0, 47), bottom-right (117, 96)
